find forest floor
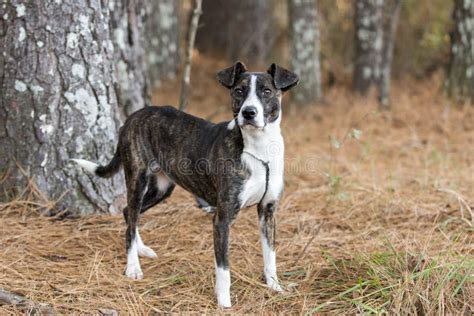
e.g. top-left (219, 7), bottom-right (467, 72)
top-left (1, 61), bottom-right (473, 314)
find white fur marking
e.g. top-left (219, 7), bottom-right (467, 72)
top-left (227, 119), bottom-right (236, 130)
top-left (71, 158), bottom-right (98, 174)
top-left (136, 228), bottom-right (157, 258)
top-left (202, 206), bottom-right (216, 214)
top-left (260, 229), bottom-right (282, 292)
top-left (215, 265), bottom-right (231, 308)
top-left (239, 118), bottom-right (284, 208)
top-left (156, 173), bottom-right (171, 192)
top-left (125, 238), bottom-right (143, 280)
top-left (238, 75), bottom-right (265, 128)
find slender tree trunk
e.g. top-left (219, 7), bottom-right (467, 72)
top-left (353, 0), bottom-right (384, 95)
top-left (379, 0), bottom-right (401, 108)
top-left (196, 0), bottom-right (275, 64)
top-left (289, 0), bottom-right (322, 104)
top-left (144, 0), bottom-right (180, 88)
top-left (0, 0), bottom-right (125, 215)
top-left (179, 0), bottom-right (203, 111)
top-left (353, 0), bottom-right (401, 107)
top-left (110, 0), bottom-right (149, 116)
top-left (194, 0), bottom-right (228, 56)
top-left (446, 0), bottom-right (474, 103)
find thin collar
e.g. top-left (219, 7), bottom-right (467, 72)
top-left (243, 151), bottom-right (270, 206)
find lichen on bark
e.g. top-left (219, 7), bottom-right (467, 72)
top-left (353, 0), bottom-right (401, 107)
top-left (144, 0), bottom-right (179, 88)
top-left (109, 0), bottom-right (150, 116)
top-left (353, 0), bottom-right (385, 94)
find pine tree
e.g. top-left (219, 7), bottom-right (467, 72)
top-left (0, 0), bottom-right (126, 215)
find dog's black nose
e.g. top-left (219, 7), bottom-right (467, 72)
top-left (242, 106), bottom-right (257, 120)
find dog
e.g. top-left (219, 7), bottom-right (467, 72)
top-left (72, 61), bottom-right (299, 308)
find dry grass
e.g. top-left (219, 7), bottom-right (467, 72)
top-left (1, 63), bottom-right (473, 314)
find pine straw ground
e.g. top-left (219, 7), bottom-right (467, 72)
top-left (1, 72), bottom-right (473, 314)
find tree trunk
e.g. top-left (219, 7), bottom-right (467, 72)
top-left (379, 0), bottom-right (401, 108)
top-left (353, 0), bottom-right (384, 95)
top-left (144, 0), bottom-right (180, 88)
top-left (446, 0), bottom-right (474, 103)
top-left (0, 0), bottom-right (125, 215)
top-left (289, 0), bottom-right (322, 105)
top-left (179, 0), bottom-right (203, 111)
top-left (195, 0), bottom-right (275, 64)
top-left (110, 0), bottom-right (149, 116)
top-left (353, 0), bottom-right (401, 107)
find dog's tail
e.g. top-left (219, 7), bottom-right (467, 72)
top-left (71, 148), bottom-right (122, 178)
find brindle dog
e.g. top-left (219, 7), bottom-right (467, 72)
top-left (72, 62), bottom-right (299, 308)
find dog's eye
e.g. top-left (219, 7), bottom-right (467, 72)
top-left (263, 89), bottom-right (272, 96)
top-left (234, 89), bottom-right (243, 96)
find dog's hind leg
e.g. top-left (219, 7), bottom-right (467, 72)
top-left (195, 196), bottom-right (216, 214)
top-left (124, 169), bottom-right (149, 280)
top-left (122, 206), bottom-right (160, 258)
top-left (140, 172), bottom-right (175, 214)
top-left (135, 228), bottom-right (157, 258)
top-left (134, 172), bottom-right (175, 259)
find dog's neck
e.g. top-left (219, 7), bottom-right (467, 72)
top-left (239, 115), bottom-right (283, 160)
top-left (237, 111), bottom-right (284, 210)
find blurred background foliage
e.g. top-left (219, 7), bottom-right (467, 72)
top-left (191, 0), bottom-right (454, 84)
top-left (394, 0), bottom-right (452, 78)
top-left (317, 0), bottom-right (453, 82)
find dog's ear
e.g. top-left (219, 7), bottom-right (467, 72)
top-left (267, 63), bottom-right (299, 92)
top-left (217, 61), bottom-right (248, 88)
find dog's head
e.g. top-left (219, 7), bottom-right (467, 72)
top-left (217, 61), bottom-right (299, 130)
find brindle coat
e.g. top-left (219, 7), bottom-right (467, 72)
top-left (75, 61), bottom-right (299, 308)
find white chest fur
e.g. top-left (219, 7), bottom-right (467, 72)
top-left (239, 124), bottom-right (284, 208)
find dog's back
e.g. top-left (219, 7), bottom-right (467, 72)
top-left (117, 105), bottom-right (243, 206)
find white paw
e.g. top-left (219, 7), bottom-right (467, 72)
top-left (138, 245), bottom-right (157, 258)
top-left (202, 206), bottom-right (216, 214)
top-left (267, 277), bottom-right (283, 292)
top-left (216, 294), bottom-right (231, 309)
top-left (215, 266), bottom-right (231, 308)
top-left (126, 265), bottom-right (143, 280)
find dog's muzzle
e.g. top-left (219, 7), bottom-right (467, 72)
top-left (241, 106), bottom-right (261, 128)
top-left (242, 106), bottom-right (257, 120)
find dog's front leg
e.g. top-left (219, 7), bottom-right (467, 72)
top-left (212, 209), bottom-right (232, 308)
top-left (258, 202), bottom-right (283, 292)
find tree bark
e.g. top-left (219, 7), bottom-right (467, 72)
top-left (353, 0), bottom-right (401, 107)
top-left (379, 0), bottom-right (401, 108)
top-left (446, 0), bottom-right (474, 103)
top-left (179, 0), bottom-right (203, 111)
top-left (195, 0), bottom-right (275, 64)
top-left (144, 0), bottom-right (180, 88)
top-left (0, 0), bottom-right (125, 215)
top-left (353, 0), bottom-right (384, 95)
top-left (110, 0), bottom-right (149, 116)
top-left (289, 0), bottom-right (322, 105)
